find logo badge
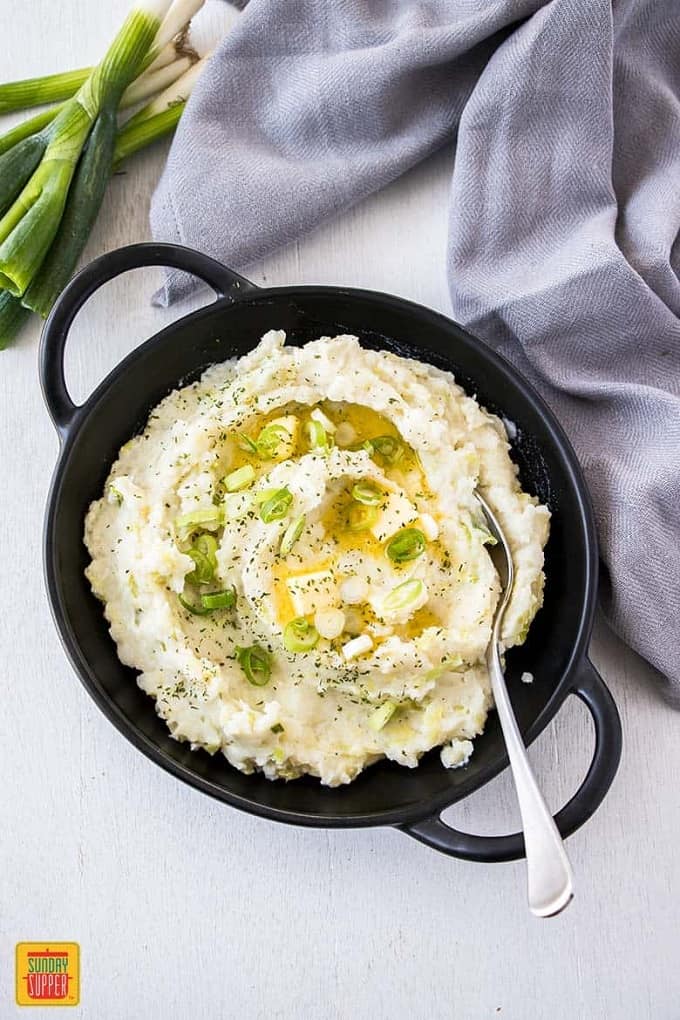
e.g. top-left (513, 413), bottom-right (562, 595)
top-left (15, 943), bottom-right (80, 1007)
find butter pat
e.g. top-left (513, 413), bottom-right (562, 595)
top-left (369, 492), bottom-right (419, 543)
top-left (286, 570), bottom-right (338, 616)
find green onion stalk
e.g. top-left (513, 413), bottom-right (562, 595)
top-left (0, 0), bottom-right (204, 114)
top-left (0, 0), bottom-right (173, 298)
top-left (0, 51), bottom-right (196, 159)
top-left (0, 56), bottom-right (205, 349)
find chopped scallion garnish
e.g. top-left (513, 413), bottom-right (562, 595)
top-left (200, 588), bottom-right (236, 610)
top-left (178, 586), bottom-right (236, 614)
top-left (175, 506), bottom-right (224, 538)
top-left (351, 481), bottom-right (383, 506)
top-left (186, 548), bottom-right (212, 583)
top-left (365, 435), bottom-right (405, 466)
top-left (259, 487), bottom-right (293, 523)
top-left (283, 617), bottom-right (320, 653)
top-left (382, 578), bottom-right (426, 614)
top-left (425, 656), bottom-right (463, 681)
top-left (385, 527), bottom-right (426, 563)
top-left (305, 419), bottom-right (330, 451)
top-left (368, 701), bottom-right (398, 731)
top-left (280, 514), bottom-right (306, 556)
top-left (236, 643), bottom-right (272, 686)
top-left (256, 424), bottom-right (290, 459)
top-left (178, 593), bottom-right (210, 615)
top-left (223, 464), bottom-right (255, 492)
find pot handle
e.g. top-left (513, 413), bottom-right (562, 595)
top-left (39, 242), bottom-right (256, 438)
top-left (399, 658), bottom-right (622, 863)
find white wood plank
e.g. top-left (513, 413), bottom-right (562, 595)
top-left (0, 4), bottom-right (677, 1018)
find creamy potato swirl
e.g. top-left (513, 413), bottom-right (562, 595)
top-left (85, 332), bottom-right (549, 785)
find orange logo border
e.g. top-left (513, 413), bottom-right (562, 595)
top-left (15, 942), bottom-right (80, 1007)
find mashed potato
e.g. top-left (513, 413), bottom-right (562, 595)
top-left (84, 332), bottom-right (549, 786)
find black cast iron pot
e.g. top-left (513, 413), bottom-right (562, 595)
top-left (40, 242), bottom-right (622, 863)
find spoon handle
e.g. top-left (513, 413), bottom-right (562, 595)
top-left (488, 642), bottom-right (574, 917)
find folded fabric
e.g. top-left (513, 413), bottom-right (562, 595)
top-left (150, 0), bottom-right (680, 699)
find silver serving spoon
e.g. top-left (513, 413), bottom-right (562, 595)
top-left (476, 491), bottom-right (574, 917)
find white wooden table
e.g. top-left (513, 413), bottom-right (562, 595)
top-left (1, 4), bottom-right (678, 1017)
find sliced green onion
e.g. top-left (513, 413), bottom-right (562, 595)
top-left (236, 432), bottom-right (258, 454)
top-left (175, 506), bottom-right (224, 537)
top-left (186, 548), bottom-right (212, 585)
top-left (347, 503), bottom-right (378, 533)
top-left (194, 532), bottom-right (218, 560)
top-left (305, 419), bottom-right (329, 451)
top-left (178, 592), bottom-right (210, 615)
top-left (259, 487), bottom-right (293, 523)
top-left (178, 587), bottom-right (235, 614)
top-left (185, 533), bottom-right (218, 584)
top-left (382, 578), bottom-right (425, 614)
top-left (236, 643), bottom-right (272, 686)
top-left (351, 481), bottom-right (383, 506)
top-left (425, 655), bottom-right (463, 681)
top-left (280, 514), bottom-right (305, 556)
top-left (223, 464), bottom-right (255, 492)
top-left (200, 588), bottom-right (236, 610)
top-left (283, 617), bottom-right (320, 653)
top-left (253, 487), bottom-right (279, 505)
top-left (365, 435), bottom-right (405, 466)
top-left (386, 527), bottom-right (426, 563)
top-left (368, 701), bottom-right (397, 731)
top-left (256, 424), bottom-right (290, 459)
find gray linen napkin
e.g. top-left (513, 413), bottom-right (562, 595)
top-left (151, 0), bottom-right (680, 698)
